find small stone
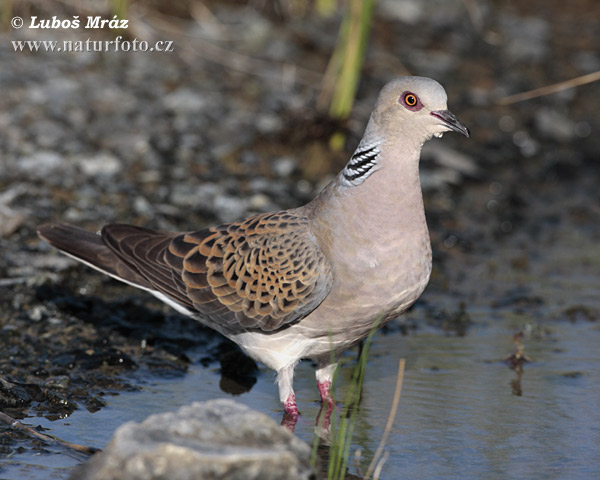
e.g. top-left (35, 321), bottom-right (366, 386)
top-left (29, 305), bottom-right (46, 322)
top-left (500, 15), bottom-right (550, 63)
top-left (256, 113), bottom-right (282, 134)
top-left (134, 196), bottom-right (154, 217)
top-left (273, 157), bottom-right (296, 177)
top-left (379, 0), bottom-right (424, 24)
top-left (534, 108), bottom-right (576, 143)
top-left (18, 151), bottom-right (63, 176)
top-left (0, 206), bottom-right (27, 238)
top-left (163, 89), bottom-right (207, 114)
top-left (0, 378), bottom-right (31, 408)
top-left (214, 194), bottom-right (248, 222)
top-left (422, 142), bottom-right (479, 176)
top-left (43, 375), bottom-right (71, 391)
top-left (248, 193), bottom-right (272, 211)
top-left (572, 51), bottom-right (600, 73)
top-left (420, 142), bottom-right (479, 190)
top-left (79, 153), bottom-right (122, 177)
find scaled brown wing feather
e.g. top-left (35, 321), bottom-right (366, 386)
top-left (166, 211), bottom-right (333, 331)
top-left (104, 211), bottom-right (333, 332)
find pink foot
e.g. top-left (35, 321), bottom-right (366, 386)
top-left (316, 380), bottom-right (335, 429)
top-left (283, 393), bottom-right (299, 417)
top-left (281, 393), bottom-right (299, 432)
top-left (317, 380), bottom-right (333, 406)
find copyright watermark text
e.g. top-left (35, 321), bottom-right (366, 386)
top-left (10, 13), bottom-right (174, 54)
top-left (11, 15), bottom-right (129, 30)
top-left (12, 36), bottom-right (174, 53)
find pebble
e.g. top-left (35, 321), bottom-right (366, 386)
top-left (534, 108), bottom-right (576, 143)
top-left (273, 156), bottom-right (297, 177)
top-left (214, 194), bottom-right (248, 222)
top-left (163, 89), bottom-right (208, 114)
top-left (499, 15), bottom-right (550, 63)
top-left (380, 0), bottom-right (424, 24)
top-left (17, 151), bottom-right (64, 177)
top-left (79, 153), bottom-right (122, 177)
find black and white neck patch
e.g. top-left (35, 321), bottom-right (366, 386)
top-left (341, 142), bottom-right (381, 186)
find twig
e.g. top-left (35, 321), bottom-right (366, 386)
top-left (353, 448), bottom-right (363, 477)
top-left (364, 358), bottom-right (405, 479)
top-left (0, 410), bottom-right (100, 455)
top-left (497, 70), bottom-right (600, 105)
top-left (372, 450), bottom-right (389, 480)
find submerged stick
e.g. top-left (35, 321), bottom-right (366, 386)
top-left (364, 358), bottom-right (405, 480)
top-left (0, 410), bottom-right (100, 455)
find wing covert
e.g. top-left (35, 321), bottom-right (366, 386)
top-left (165, 211), bottom-right (333, 331)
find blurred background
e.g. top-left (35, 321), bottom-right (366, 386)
top-left (1, 1), bottom-right (599, 479)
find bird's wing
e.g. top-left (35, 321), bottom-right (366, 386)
top-left (99, 224), bottom-right (194, 310)
top-left (102, 211), bottom-right (333, 331)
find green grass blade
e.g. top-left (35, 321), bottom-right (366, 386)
top-left (327, 0), bottom-right (376, 120)
top-left (324, 316), bottom-right (382, 479)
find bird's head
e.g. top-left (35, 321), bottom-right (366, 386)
top-left (373, 76), bottom-right (470, 144)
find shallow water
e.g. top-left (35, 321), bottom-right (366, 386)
top-left (370, 322), bottom-right (600, 479)
top-left (2, 311), bottom-right (598, 480)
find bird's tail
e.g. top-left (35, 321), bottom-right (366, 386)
top-left (37, 223), bottom-right (152, 290)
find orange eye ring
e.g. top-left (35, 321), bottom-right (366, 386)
top-left (398, 91), bottom-right (423, 112)
top-left (404, 93), bottom-right (417, 106)
top-left (399, 91), bottom-right (423, 111)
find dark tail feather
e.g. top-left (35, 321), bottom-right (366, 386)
top-left (37, 223), bottom-right (152, 290)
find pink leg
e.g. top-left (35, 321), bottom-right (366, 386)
top-left (281, 393), bottom-right (299, 432)
top-left (283, 393), bottom-right (299, 417)
top-left (315, 362), bottom-right (338, 430)
top-left (316, 380), bottom-right (334, 430)
top-left (315, 361), bottom-right (338, 406)
top-left (317, 380), bottom-right (333, 405)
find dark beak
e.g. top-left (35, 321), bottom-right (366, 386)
top-left (430, 110), bottom-right (470, 138)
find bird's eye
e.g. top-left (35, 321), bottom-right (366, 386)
top-left (399, 91), bottom-right (423, 111)
top-left (404, 93), bottom-right (417, 106)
